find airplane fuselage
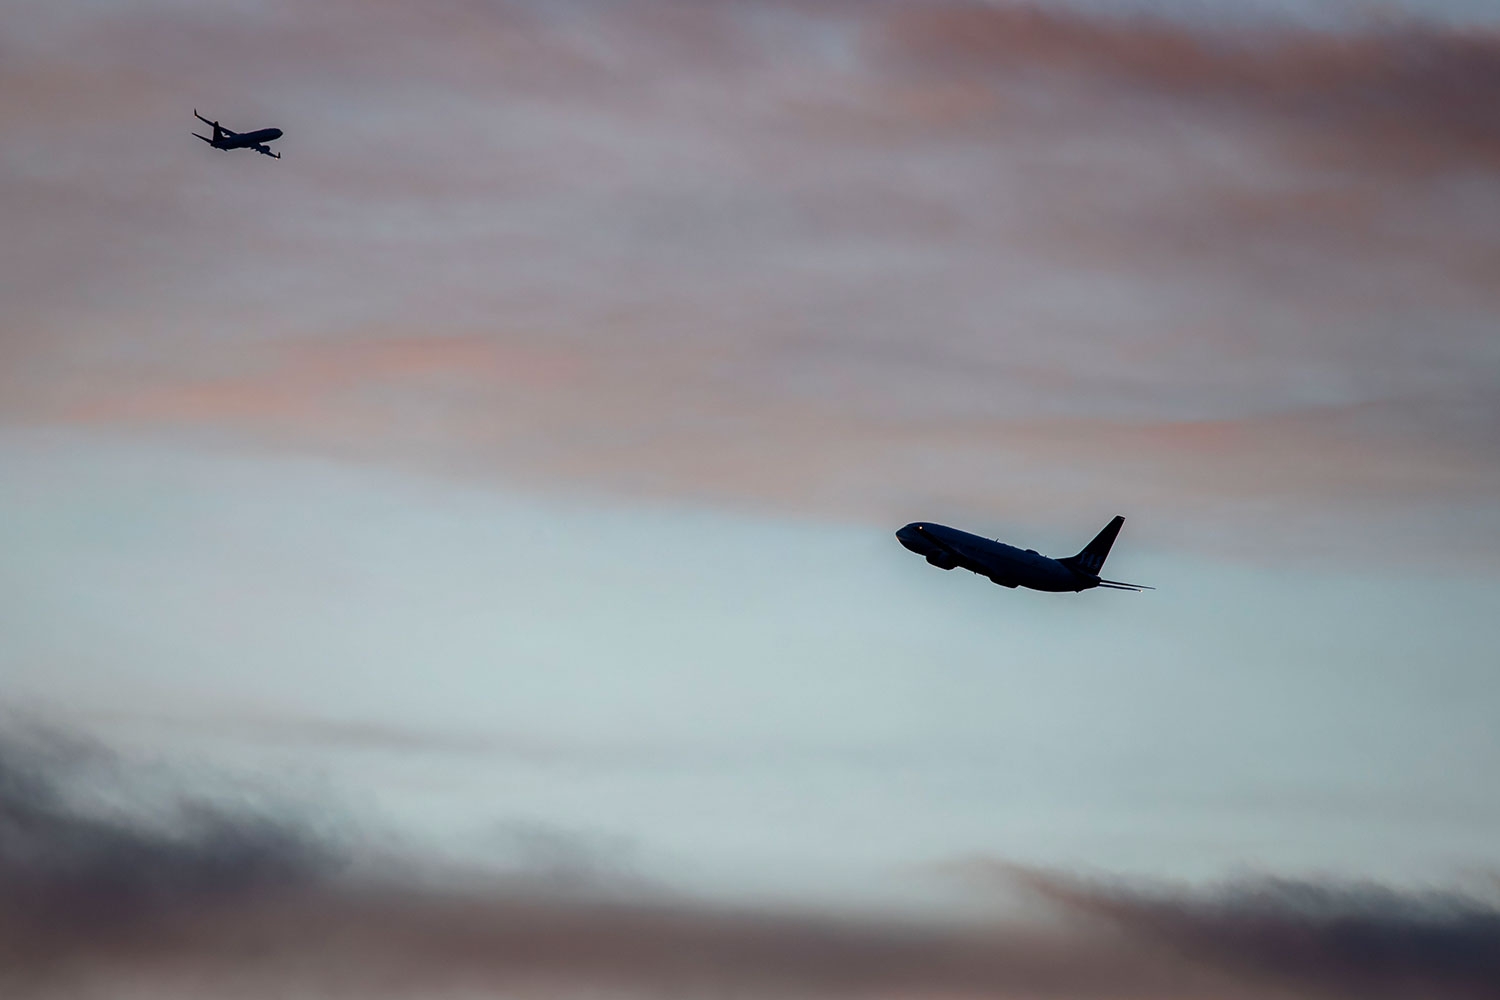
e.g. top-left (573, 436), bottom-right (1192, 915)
top-left (896, 522), bottom-right (1094, 592)
top-left (213, 127), bottom-right (282, 149)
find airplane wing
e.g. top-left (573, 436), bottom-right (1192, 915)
top-left (1096, 578), bottom-right (1154, 592)
top-left (191, 133), bottom-right (214, 144)
top-left (193, 109), bottom-right (237, 136)
top-left (920, 532), bottom-right (976, 569)
top-left (252, 144), bottom-right (281, 159)
top-left (938, 537), bottom-right (1017, 582)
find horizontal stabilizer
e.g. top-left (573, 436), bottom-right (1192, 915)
top-left (1097, 579), bottom-right (1154, 592)
top-left (192, 132), bottom-right (213, 143)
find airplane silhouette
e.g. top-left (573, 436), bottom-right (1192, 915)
top-left (896, 515), bottom-right (1153, 593)
top-left (193, 110), bottom-right (282, 159)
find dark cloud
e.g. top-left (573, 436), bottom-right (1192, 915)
top-left (0, 726), bottom-right (333, 985)
top-left (0, 727), bottom-right (1169, 997)
top-left (1016, 869), bottom-right (1500, 999)
top-left (2, 727), bottom-right (1497, 999)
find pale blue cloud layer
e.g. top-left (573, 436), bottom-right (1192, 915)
top-left (4, 431), bottom-right (1495, 906)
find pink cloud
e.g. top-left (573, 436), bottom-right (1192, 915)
top-left (3, 0), bottom-right (1497, 560)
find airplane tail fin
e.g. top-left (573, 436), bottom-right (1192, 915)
top-left (1060, 515), bottom-right (1124, 576)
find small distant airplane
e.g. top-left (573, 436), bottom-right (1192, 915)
top-left (896, 515), bottom-right (1153, 593)
top-left (192, 110), bottom-right (282, 158)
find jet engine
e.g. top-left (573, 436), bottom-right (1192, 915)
top-left (925, 554), bottom-right (957, 570)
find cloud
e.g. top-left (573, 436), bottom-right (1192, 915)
top-left (88, 708), bottom-right (551, 758)
top-left (868, 3), bottom-right (1500, 172)
top-left (4, 0), bottom-right (1499, 562)
top-left (0, 725), bottom-right (333, 982)
top-left (39, 331), bottom-right (1500, 561)
top-left (1015, 867), bottom-right (1500, 998)
top-left (3, 725), bottom-right (1498, 999)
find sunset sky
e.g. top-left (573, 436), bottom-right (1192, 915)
top-left (2, 1), bottom-right (1499, 996)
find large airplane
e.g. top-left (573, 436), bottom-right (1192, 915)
top-left (896, 516), bottom-right (1153, 593)
top-left (192, 110), bottom-right (282, 158)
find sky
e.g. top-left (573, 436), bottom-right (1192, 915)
top-left (3, 1), bottom-right (1500, 997)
